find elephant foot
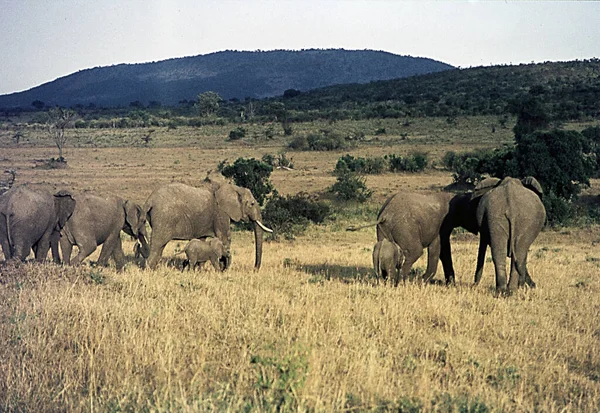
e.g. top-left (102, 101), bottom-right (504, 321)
top-left (495, 288), bottom-right (513, 298)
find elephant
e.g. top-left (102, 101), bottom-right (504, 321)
top-left (473, 176), bottom-right (546, 293)
top-left (141, 177), bottom-right (272, 270)
top-left (57, 193), bottom-right (148, 270)
top-left (0, 186), bottom-right (75, 262)
top-left (372, 238), bottom-right (403, 284)
top-left (349, 187), bottom-right (487, 286)
top-left (177, 237), bottom-right (226, 271)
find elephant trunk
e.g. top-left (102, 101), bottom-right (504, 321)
top-left (253, 215), bottom-right (273, 270)
top-left (137, 226), bottom-right (150, 259)
top-left (254, 221), bottom-right (263, 270)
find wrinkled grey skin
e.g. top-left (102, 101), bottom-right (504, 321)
top-left (57, 193), bottom-right (148, 270)
top-left (372, 238), bottom-right (403, 285)
top-left (356, 190), bottom-right (480, 286)
top-left (142, 178), bottom-right (272, 270)
top-left (474, 176), bottom-right (546, 293)
top-left (180, 238), bottom-right (226, 271)
top-left (0, 186), bottom-right (75, 262)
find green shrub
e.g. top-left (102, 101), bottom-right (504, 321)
top-left (543, 191), bottom-right (576, 227)
top-left (262, 153), bottom-right (294, 169)
top-left (516, 130), bottom-right (594, 199)
top-left (262, 192), bottom-right (331, 239)
top-left (386, 152), bottom-right (428, 173)
top-left (220, 158), bottom-right (273, 205)
top-left (288, 131), bottom-right (347, 151)
top-left (228, 127), bottom-right (246, 140)
top-left (330, 170), bottom-right (372, 202)
top-left (335, 154), bottom-right (385, 175)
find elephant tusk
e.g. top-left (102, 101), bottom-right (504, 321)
top-left (256, 220), bottom-right (273, 233)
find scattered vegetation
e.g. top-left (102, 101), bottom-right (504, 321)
top-left (330, 169), bottom-right (372, 202)
top-left (288, 131), bottom-right (348, 151)
top-left (262, 192), bottom-right (331, 240)
top-left (219, 157), bottom-right (274, 205)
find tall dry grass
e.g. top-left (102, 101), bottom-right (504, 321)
top-left (1, 118), bottom-right (599, 411)
top-left (1, 226), bottom-right (599, 412)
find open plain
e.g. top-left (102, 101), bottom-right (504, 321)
top-left (1, 117), bottom-right (599, 412)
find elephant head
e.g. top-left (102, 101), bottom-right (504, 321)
top-left (521, 176), bottom-right (544, 199)
top-left (123, 199), bottom-right (150, 257)
top-left (215, 183), bottom-right (272, 270)
top-left (53, 190), bottom-right (76, 230)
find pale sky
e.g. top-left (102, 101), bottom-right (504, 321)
top-left (1, 0), bottom-right (598, 95)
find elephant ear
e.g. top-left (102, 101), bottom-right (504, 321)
top-left (53, 190), bottom-right (76, 229)
top-left (472, 177), bottom-right (501, 199)
top-left (216, 184), bottom-right (243, 222)
top-left (124, 200), bottom-right (142, 237)
top-left (521, 176), bottom-right (544, 198)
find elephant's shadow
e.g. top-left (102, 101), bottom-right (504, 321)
top-left (290, 261), bottom-right (376, 284)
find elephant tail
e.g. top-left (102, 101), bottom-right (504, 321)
top-left (5, 212), bottom-right (13, 255)
top-left (346, 218), bottom-right (383, 232)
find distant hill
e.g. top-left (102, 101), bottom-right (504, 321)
top-left (0, 49), bottom-right (454, 108)
top-left (279, 59), bottom-right (600, 120)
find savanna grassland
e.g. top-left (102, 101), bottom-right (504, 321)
top-left (1, 117), bottom-right (599, 412)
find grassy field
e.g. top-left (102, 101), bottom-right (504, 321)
top-left (1, 117), bottom-right (599, 412)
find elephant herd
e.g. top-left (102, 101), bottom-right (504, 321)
top-left (1, 173), bottom-right (545, 294)
top-left (366, 176), bottom-right (546, 293)
top-left (0, 175), bottom-right (273, 272)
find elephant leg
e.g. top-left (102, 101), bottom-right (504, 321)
top-left (12, 238), bottom-right (30, 261)
top-left (508, 255), bottom-right (520, 291)
top-left (111, 238), bottom-right (126, 271)
top-left (210, 255), bottom-right (222, 271)
top-left (146, 231), bottom-right (170, 269)
top-left (423, 236), bottom-right (441, 283)
top-left (488, 228), bottom-right (509, 293)
top-left (474, 233), bottom-right (489, 285)
top-left (399, 248), bottom-right (423, 286)
top-left (34, 233), bottom-right (52, 262)
top-left (60, 236), bottom-right (73, 265)
top-left (97, 233), bottom-right (120, 267)
top-left (515, 249), bottom-right (536, 288)
top-left (70, 239), bottom-right (97, 266)
top-left (34, 233), bottom-right (51, 262)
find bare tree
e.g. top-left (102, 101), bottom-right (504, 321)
top-left (46, 107), bottom-right (76, 161)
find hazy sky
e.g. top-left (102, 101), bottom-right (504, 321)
top-left (1, 0), bottom-right (599, 95)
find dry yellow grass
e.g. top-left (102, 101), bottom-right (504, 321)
top-left (1, 119), bottom-right (599, 411)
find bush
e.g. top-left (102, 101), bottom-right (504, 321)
top-left (262, 153), bottom-right (294, 169)
top-left (335, 155), bottom-right (385, 175)
top-left (262, 192), bottom-right (332, 239)
top-left (288, 131), bottom-right (347, 151)
top-left (543, 191), bottom-right (576, 227)
top-left (330, 170), bottom-right (372, 202)
top-left (516, 129), bottom-right (594, 200)
top-left (220, 158), bottom-right (274, 205)
top-left (386, 152), bottom-right (428, 173)
top-left (228, 127), bottom-right (246, 140)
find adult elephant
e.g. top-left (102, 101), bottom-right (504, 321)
top-left (473, 176), bottom-right (545, 293)
top-left (372, 190), bottom-right (482, 285)
top-left (58, 193), bottom-right (148, 270)
top-left (141, 179), bottom-right (272, 270)
top-left (0, 186), bottom-right (75, 262)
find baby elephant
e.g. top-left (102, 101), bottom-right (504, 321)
top-left (180, 237), bottom-right (226, 271)
top-left (373, 239), bottom-right (404, 285)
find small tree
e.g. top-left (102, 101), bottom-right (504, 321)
top-left (196, 91), bottom-right (222, 117)
top-left (330, 170), bottom-right (372, 202)
top-left (221, 158), bottom-right (274, 205)
top-left (46, 107), bottom-right (76, 161)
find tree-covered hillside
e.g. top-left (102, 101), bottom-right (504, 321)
top-left (278, 59), bottom-right (600, 121)
top-left (0, 49), bottom-right (453, 108)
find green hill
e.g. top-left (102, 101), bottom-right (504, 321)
top-left (278, 59), bottom-right (600, 121)
top-left (0, 49), bottom-right (453, 109)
